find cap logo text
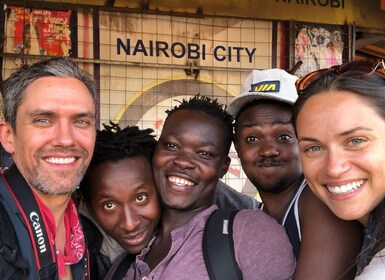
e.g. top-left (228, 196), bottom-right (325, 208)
top-left (249, 80), bottom-right (280, 93)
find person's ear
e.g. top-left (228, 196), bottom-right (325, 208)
top-left (219, 156), bottom-right (231, 178)
top-left (0, 121), bottom-right (15, 154)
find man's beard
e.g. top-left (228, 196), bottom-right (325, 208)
top-left (27, 163), bottom-right (87, 196)
top-left (252, 179), bottom-right (291, 194)
top-left (250, 172), bottom-right (303, 194)
top-left (25, 148), bottom-right (90, 196)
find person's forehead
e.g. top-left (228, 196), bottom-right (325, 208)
top-left (18, 77), bottom-right (95, 114)
top-left (166, 110), bottom-right (225, 131)
top-left (89, 158), bottom-right (155, 194)
top-left (23, 76), bottom-right (91, 96)
top-left (161, 110), bottom-right (229, 149)
top-left (237, 101), bottom-right (292, 124)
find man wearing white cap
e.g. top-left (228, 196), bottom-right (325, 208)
top-left (228, 68), bottom-right (363, 279)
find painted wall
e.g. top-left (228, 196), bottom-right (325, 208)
top-left (0, 3), bottom-right (349, 198)
top-left (110, 0), bottom-right (385, 30)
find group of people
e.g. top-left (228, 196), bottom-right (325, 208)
top-left (0, 56), bottom-right (385, 280)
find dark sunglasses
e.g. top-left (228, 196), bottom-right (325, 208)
top-left (295, 59), bottom-right (385, 93)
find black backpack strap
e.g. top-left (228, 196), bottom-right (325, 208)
top-left (203, 209), bottom-right (242, 280)
top-left (112, 253), bottom-right (136, 280)
top-left (283, 206), bottom-right (301, 259)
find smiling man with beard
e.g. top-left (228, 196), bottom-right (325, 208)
top-left (0, 57), bottom-right (97, 279)
top-left (228, 68), bottom-right (363, 279)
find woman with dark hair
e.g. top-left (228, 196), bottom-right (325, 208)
top-left (292, 60), bottom-right (385, 279)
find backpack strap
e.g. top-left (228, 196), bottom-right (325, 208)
top-left (112, 253), bottom-right (136, 279)
top-left (203, 209), bottom-right (242, 280)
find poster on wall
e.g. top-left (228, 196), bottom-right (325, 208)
top-left (295, 23), bottom-right (345, 77)
top-left (4, 5), bottom-right (72, 66)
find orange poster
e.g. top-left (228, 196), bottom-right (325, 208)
top-left (5, 6), bottom-right (72, 59)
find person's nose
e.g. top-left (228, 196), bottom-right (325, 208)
top-left (52, 121), bottom-right (76, 147)
top-left (258, 139), bottom-right (279, 157)
top-left (324, 148), bottom-right (350, 178)
top-left (120, 207), bottom-right (141, 232)
top-left (173, 150), bottom-right (196, 169)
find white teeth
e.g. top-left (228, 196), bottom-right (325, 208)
top-left (327, 180), bottom-right (365, 195)
top-left (168, 176), bottom-right (194, 187)
top-left (45, 157), bottom-right (76, 164)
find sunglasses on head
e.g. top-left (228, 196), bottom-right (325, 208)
top-left (295, 59), bottom-right (385, 93)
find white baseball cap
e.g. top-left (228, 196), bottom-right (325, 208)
top-left (227, 69), bottom-right (299, 118)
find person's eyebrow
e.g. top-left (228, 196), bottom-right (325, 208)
top-left (339, 126), bottom-right (374, 137)
top-left (27, 109), bottom-right (95, 119)
top-left (298, 126), bottom-right (374, 143)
